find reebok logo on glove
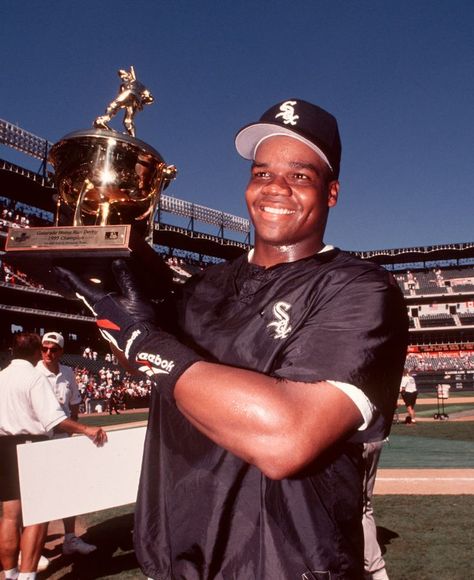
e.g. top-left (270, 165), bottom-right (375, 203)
top-left (136, 351), bottom-right (176, 376)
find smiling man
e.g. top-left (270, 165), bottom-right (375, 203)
top-left (57, 99), bottom-right (408, 579)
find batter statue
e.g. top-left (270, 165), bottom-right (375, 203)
top-left (94, 66), bottom-right (154, 137)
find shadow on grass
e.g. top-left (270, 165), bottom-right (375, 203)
top-left (377, 526), bottom-right (399, 556)
top-left (40, 513), bottom-right (139, 579)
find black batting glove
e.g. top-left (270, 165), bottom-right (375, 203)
top-left (54, 259), bottom-right (155, 353)
top-left (54, 260), bottom-right (202, 398)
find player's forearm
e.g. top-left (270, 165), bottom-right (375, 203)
top-left (175, 362), bottom-right (298, 477)
top-left (174, 361), bottom-right (360, 479)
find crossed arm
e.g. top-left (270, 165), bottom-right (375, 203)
top-left (174, 361), bottom-right (362, 479)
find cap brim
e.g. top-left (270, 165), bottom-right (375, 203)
top-left (42, 334), bottom-right (64, 348)
top-left (235, 123), bottom-right (332, 171)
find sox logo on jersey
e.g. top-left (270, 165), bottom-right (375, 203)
top-left (267, 301), bottom-right (292, 339)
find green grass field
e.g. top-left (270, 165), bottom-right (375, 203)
top-left (80, 412), bottom-right (149, 428)
top-left (375, 495), bottom-right (474, 579)
top-left (381, 421), bottom-right (474, 468)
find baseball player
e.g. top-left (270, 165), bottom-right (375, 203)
top-left (57, 99), bottom-right (408, 579)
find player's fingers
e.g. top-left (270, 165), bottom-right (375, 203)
top-left (112, 259), bottom-right (145, 302)
top-left (54, 266), bottom-right (106, 305)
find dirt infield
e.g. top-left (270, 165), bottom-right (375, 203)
top-left (374, 468), bottom-right (474, 494)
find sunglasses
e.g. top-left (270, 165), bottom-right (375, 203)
top-left (42, 346), bottom-right (61, 353)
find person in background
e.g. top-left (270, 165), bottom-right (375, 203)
top-left (362, 440), bottom-right (389, 579)
top-left (37, 332), bottom-right (98, 556)
top-left (400, 370), bottom-right (418, 424)
top-left (0, 333), bottom-right (106, 580)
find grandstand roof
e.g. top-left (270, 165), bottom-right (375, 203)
top-left (353, 244), bottom-right (474, 266)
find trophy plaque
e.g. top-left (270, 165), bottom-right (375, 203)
top-left (5, 67), bottom-right (176, 295)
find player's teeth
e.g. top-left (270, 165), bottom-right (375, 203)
top-left (262, 206), bottom-right (294, 215)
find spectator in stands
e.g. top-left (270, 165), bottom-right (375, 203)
top-left (108, 384), bottom-right (122, 415)
top-left (0, 333), bottom-right (106, 580)
top-left (400, 370), bottom-right (418, 424)
top-left (0, 261), bottom-right (43, 289)
top-left (37, 332), bottom-right (97, 556)
top-left (406, 270), bottom-right (417, 293)
top-left (83, 383), bottom-right (95, 414)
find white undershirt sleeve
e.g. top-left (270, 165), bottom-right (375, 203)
top-left (326, 380), bottom-right (375, 430)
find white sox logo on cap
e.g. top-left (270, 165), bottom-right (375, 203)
top-left (275, 100), bottom-right (299, 126)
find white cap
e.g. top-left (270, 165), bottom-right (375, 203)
top-left (42, 332), bottom-right (64, 349)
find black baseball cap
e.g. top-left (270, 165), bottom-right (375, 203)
top-left (235, 99), bottom-right (341, 178)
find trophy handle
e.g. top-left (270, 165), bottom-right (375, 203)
top-left (54, 194), bottom-right (62, 227)
top-left (99, 202), bottom-right (111, 226)
top-left (73, 179), bottom-right (95, 227)
top-left (144, 163), bottom-right (176, 245)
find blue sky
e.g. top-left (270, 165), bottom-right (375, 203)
top-left (1, 0), bottom-right (473, 251)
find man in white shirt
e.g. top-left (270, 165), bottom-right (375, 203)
top-left (37, 332), bottom-right (97, 556)
top-left (0, 333), bottom-right (107, 580)
top-left (400, 370), bottom-right (418, 424)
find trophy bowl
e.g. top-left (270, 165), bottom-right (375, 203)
top-left (48, 129), bottom-right (173, 231)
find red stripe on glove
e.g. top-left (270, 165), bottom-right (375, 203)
top-left (97, 319), bottom-right (121, 331)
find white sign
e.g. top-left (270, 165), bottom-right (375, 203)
top-left (18, 426), bottom-right (146, 526)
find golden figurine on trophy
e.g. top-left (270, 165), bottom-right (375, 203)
top-left (94, 66), bottom-right (154, 137)
top-left (6, 67), bottom-right (176, 292)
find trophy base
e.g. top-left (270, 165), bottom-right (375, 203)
top-left (5, 225), bottom-right (174, 299)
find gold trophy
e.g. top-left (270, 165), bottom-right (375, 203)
top-left (6, 68), bottom-right (176, 293)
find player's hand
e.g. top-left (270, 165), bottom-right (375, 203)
top-left (85, 426), bottom-right (108, 447)
top-left (54, 259), bottom-right (156, 354)
top-left (56, 261), bottom-right (202, 397)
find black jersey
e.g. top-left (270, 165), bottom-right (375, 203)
top-left (134, 248), bottom-right (408, 579)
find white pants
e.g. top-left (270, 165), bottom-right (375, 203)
top-left (362, 441), bottom-right (389, 580)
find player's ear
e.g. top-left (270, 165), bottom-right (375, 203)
top-left (327, 180), bottom-right (339, 208)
